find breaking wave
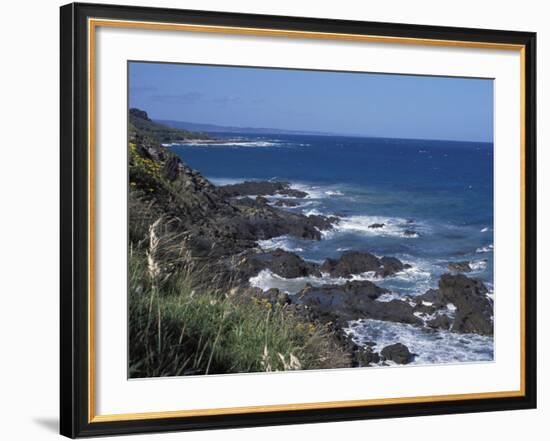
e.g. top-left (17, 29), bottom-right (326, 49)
top-left (344, 319), bottom-right (494, 365)
top-left (324, 215), bottom-right (426, 239)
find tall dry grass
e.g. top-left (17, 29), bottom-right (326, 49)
top-left (129, 205), bottom-right (350, 378)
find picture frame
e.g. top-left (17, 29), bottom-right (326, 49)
top-left (60, 2), bottom-right (537, 438)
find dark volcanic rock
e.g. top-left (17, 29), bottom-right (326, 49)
top-left (366, 299), bottom-right (423, 325)
top-left (448, 261), bottom-right (472, 273)
top-left (380, 343), bottom-right (414, 364)
top-left (298, 281), bottom-right (422, 326)
top-left (416, 274), bottom-right (493, 335)
top-left (237, 248), bottom-right (321, 280)
top-left (403, 229), bottom-right (419, 237)
top-left (274, 199), bottom-right (300, 207)
top-left (355, 346), bottom-right (381, 366)
top-left (426, 314), bottom-right (452, 330)
top-left (299, 281), bottom-right (387, 322)
top-left (438, 274), bottom-right (493, 335)
top-left (321, 251), bottom-right (409, 278)
top-left (413, 302), bottom-right (437, 315)
top-left (321, 251), bottom-right (381, 277)
top-left (255, 196), bottom-right (269, 205)
top-left (380, 256), bottom-right (411, 277)
top-left (219, 181), bottom-right (308, 198)
top-left (229, 198), bottom-right (337, 242)
top-left (283, 188), bottom-right (309, 198)
top-left (368, 223), bottom-right (385, 229)
top-left (129, 111), bottom-right (339, 291)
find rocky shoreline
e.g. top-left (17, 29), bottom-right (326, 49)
top-left (130, 112), bottom-right (493, 368)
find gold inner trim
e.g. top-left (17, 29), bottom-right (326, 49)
top-left (87, 17), bottom-right (527, 423)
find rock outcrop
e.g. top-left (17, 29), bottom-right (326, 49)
top-left (218, 181), bottom-right (308, 198)
top-left (416, 274), bottom-right (493, 335)
top-left (381, 343), bottom-right (414, 364)
top-left (320, 251), bottom-right (411, 278)
top-left (298, 281), bottom-right (422, 326)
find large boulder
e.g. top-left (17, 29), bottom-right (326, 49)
top-left (229, 198), bottom-right (337, 241)
top-left (416, 274), bottom-right (493, 336)
top-left (381, 343), bottom-right (414, 364)
top-left (438, 274), bottom-right (493, 335)
top-left (321, 251), bottom-right (410, 278)
top-left (236, 248), bottom-right (321, 280)
top-left (298, 281), bottom-right (422, 326)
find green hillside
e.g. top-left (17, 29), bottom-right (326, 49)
top-left (129, 108), bottom-right (211, 143)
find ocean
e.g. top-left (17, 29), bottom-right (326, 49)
top-left (170, 133), bottom-right (494, 365)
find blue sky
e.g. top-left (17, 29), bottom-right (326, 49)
top-left (129, 62), bottom-right (493, 142)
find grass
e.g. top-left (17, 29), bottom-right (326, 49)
top-left (128, 214), bottom-right (350, 378)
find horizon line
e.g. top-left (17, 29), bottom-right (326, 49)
top-left (153, 115), bottom-right (494, 144)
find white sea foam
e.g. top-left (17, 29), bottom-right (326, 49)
top-left (247, 260), bottom-right (431, 296)
top-left (266, 199), bottom-right (315, 210)
top-left (375, 292), bottom-right (404, 303)
top-left (248, 269), bottom-right (328, 294)
top-left (325, 190), bottom-right (344, 196)
top-left (323, 215), bottom-right (425, 239)
top-left (179, 140), bottom-right (283, 148)
top-left (303, 208), bottom-right (324, 217)
top-left (476, 244), bottom-right (494, 253)
top-left (248, 269), bottom-right (384, 295)
top-left (257, 236), bottom-right (304, 253)
top-left (289, 183), bottom-right (326, 200)
top-left (343, 319), bottom-right (494, 365)
top-left (480, 227), bottom-right (492, 233)
top-left (469, 260), bottom-right (488, 272)
top-left (208, 177), bottom-right (243, 186)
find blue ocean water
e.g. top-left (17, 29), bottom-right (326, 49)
top-left (170, 133), bottom-right (494, 364)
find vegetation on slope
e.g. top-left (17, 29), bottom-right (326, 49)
top-left (129, 108), bottom-right (211, 143)
top-left (128, 108), bottom-right (350, 377)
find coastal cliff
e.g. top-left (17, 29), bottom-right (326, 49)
top-left (128, 109), bottom-right (494, 377)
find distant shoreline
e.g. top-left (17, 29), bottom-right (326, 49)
top-left (162, 138), bottom-right (243, 146)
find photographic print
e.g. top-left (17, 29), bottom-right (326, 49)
top-left (128, 62), bottom-right (495, 378)
top-left (61, 5), bottom-right (536, 436)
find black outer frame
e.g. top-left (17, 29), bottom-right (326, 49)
top-left (60, 2), bottom-right (537, 438)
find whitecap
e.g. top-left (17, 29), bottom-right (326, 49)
top-left (325, 190), bottom-right (344, 196)
top-left (476, 244), bottom-right (494, 253)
